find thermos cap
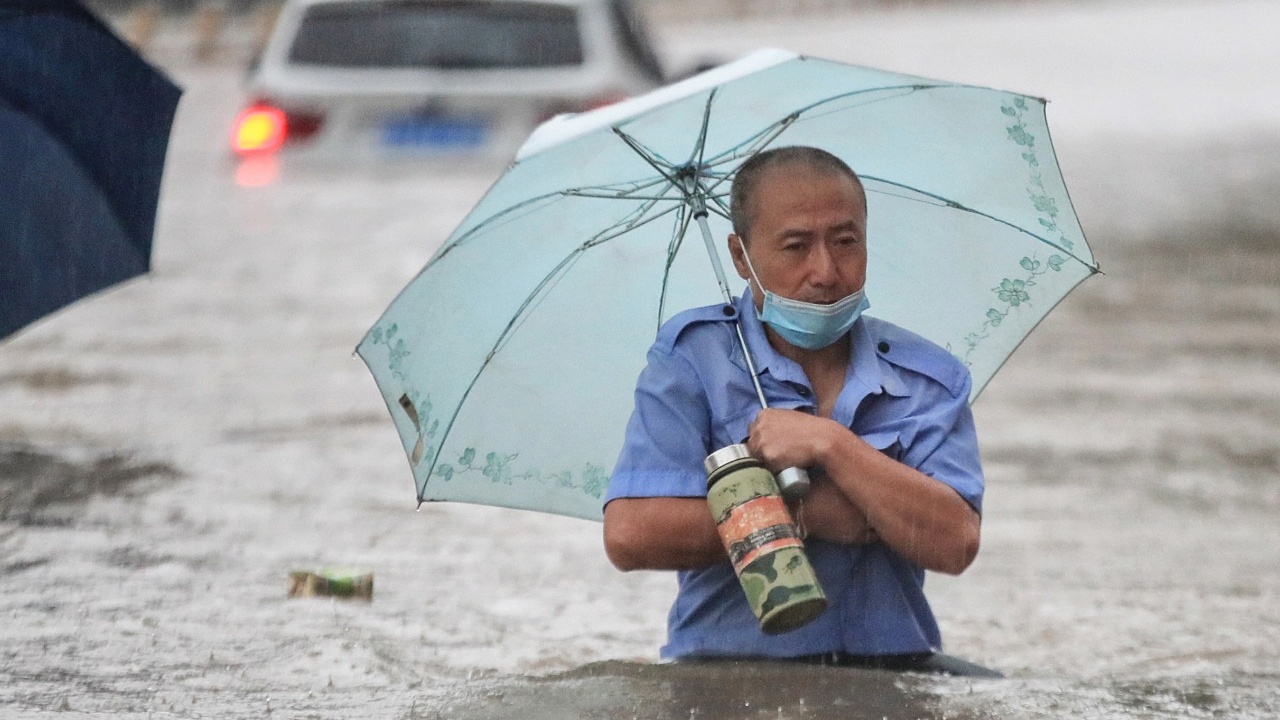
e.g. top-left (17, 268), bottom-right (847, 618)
top-left (704, 443), bottom-right (752, 475)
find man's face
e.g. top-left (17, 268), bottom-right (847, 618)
top-left (729, 163), bottom-right (868, 311)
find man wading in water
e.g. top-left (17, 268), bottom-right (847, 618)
top-left (603, 146), bottom-right (999, 677)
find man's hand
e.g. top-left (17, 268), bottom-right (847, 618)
top-left (745, 408), bottom-right (843, 473)
top-left (746, 410), bottom-right (877, 545)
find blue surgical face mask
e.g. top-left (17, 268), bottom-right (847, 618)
top-left (738, 239), bottom-right (870, 350)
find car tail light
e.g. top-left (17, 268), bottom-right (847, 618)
top-left (230, 102), bottom-right (324, 155)
top-left (232, 105), bottom-right (286, 154)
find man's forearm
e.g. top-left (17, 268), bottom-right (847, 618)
top-left (603, 497), bottom-right (726, 571)
top-left (818, 424), bottom-right (980, 574)
top-left (796, 477), bottom-right (877, 545)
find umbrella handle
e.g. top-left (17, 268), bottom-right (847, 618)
top-left (776, 467), bottom-right (811, 501)
top-left (692, 193), bottom-right (813, 500)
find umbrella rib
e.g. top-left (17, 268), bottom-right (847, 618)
top-left (437, 192), bottom-right (574, 260)
top-left (703, 115), bottom-right (797, 169)
top-left (498, 197), bottom-right (679, 355)
top-left (564, 191), bottom-right (680, 202)
top-left (427, 198), bottom-right (683, 484)
top-left (563, 174), bottom-right (674, 199)
top-left (689, 88), bottom-right (718, 169)
top-left (862, 175), bottom-right (1096, 268)
top-left (424, 245), bottom-right (590, 486)
top-left (435, 175), bottom-right (674, 262)
top-left (705, 193), bottom-right (732, 220)
top-left (438, 167), bottom-right (661, 239)
top-left (579, 196), bottom-right (682, 251)
top-left (613, 127), bottom-right (682, 187)
top-left (788, 84), bottom-right (932, 125)
top-left (656, 203), bottom-right (696, 332)
top-left (697, 115), bottom-right (799, 199)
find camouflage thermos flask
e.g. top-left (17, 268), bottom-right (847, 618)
top-left (705, 444), bottom-right (827, 634)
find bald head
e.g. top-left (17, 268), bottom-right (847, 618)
top-left (730, 146), bottom-right (866, 241)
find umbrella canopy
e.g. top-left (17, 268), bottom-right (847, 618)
top-left (358, 48), bottom-right (1098, 521)
top-left (0, 0), bottom-right (181, 339)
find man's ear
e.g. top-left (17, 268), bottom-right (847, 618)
top-left (728, 234), bottom-right (751, 281)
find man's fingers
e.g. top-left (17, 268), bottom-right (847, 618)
top-left (748, 409), bottom-right (815, 468)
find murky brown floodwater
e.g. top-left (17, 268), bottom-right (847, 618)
top-left (3, 3), bottom-right (1279, 718)
top-left (432, 661), bottom-right (946, 720)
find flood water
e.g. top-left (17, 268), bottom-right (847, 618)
top-left (2, 2), bottom-right (1278, 718)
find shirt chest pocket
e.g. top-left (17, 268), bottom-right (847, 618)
top-left (716, 399), bottom-right (816, 449)
top-left (719, 409), bottom-right (756, 448)
top-left (861, 429), bottom-right (904, 462)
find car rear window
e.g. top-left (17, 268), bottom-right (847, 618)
top-left (288, 1), bottom-right (584, 69)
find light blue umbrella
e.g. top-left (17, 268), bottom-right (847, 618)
top-left (357, 48), bottom-right (1098, 521)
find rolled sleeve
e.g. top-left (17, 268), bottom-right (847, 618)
top-left (606, 344), bottom-right (713, 504)
top-left (899, 368), bottom-right (985, 514)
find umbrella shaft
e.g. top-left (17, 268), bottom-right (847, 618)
top-left (694, 207), bottom-right (736, 304)
top-left (694, 209), bottom-right (769, 410)
top-left (734, 322), bottom-right (769, 410)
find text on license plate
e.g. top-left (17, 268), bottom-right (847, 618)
top-left (381, 115), bottom-right (490, 149)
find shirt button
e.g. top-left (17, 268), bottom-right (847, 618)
top-left (878, 341), bottom-right (891, 353)
top-left (795, 385), bottom-right (812, 398)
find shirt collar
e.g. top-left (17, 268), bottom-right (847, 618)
top-left (732, 289), bottom-right (905, 398)
top-left (734, 289), bottom-right (797, 382)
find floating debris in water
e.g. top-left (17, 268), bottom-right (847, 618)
top-left (288, 570), bottom-right (373, 600)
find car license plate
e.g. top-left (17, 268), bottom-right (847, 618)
top-left (381, 114), bottom-right (490, 150)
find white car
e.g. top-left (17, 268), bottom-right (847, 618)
top-left (230, 0), bottom-right (666, 165)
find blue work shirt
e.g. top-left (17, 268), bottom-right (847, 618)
top-left (606, 290), bottom-right (984, 659)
